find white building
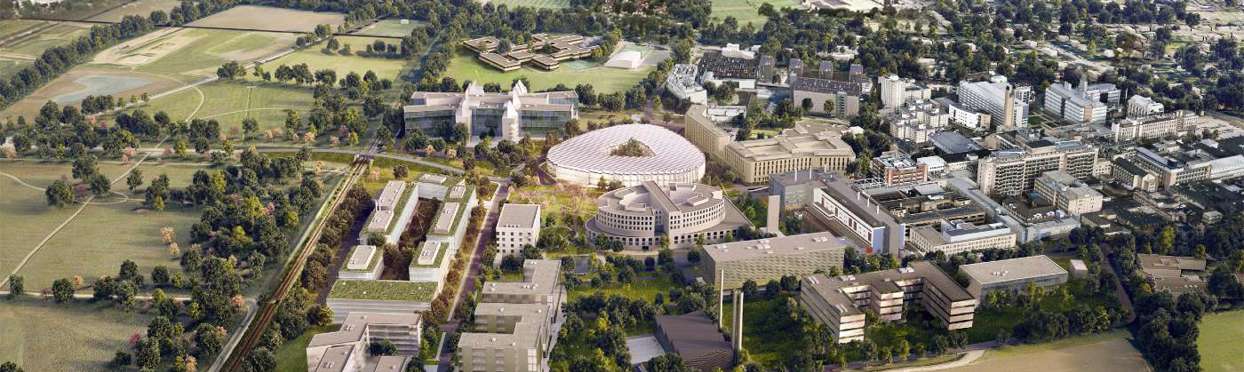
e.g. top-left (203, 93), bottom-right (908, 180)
top-left (960, 255), bottom-right (1069, 300)
top-left (1127, 95), bottom-right (1164, 118)
top-left (957, 76), bottom-right (1028, 129)
top-left (495, 204), bottom-right (542, 263)
top-left (666, 64), bottom-right (708, 104)
top-left (586, 181), bottom-right (753, 249)
top-left (338, 245), bottom-right (384, 280)
top-left (1043, 81), bottom-right (1117, 125)
top-left (909, 221), bottom-right (1017, 255)
top-left (878, 75), bottom-right (931, 111)
top-left (1111, 110), bottom-right (1199, 142)
top-left (946, 99), bottom-right (990, 130)
top-left (546, 124), bottom-right (706, 187)
top-left (306, 312), bottom-right (421, 372)
top-left (888, 99), bottom-right (950, 144)
top-left (361, 181), bottom-right (419, 246)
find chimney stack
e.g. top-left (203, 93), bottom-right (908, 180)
top-left (732, 291), bottom-right (744, 351)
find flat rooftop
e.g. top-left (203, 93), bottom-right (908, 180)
top-left (704, 231), bottom-right (851, 262)
top-left (483, 259), bottom-right (561, 298)
top-left (497, 203), bottom-right (540, 230)
top-left (959, 255), bottom-right (1067, 285)
top-left (803, 261), bottom-right (974, 315)
top-left (1138, 254), bottom-right (1206, 273)
top-left (344, 245), bottom-right (380, 271)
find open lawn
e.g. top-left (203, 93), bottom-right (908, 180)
top-left (274, 324), bottom-right (340, 372)
top-left (710, 0), bottom-right (799, 26)
top-left (0, 20), bottom-right (91, 77)
top-left (0, 161), bottom-right (206, 290)
top-left (350, 19), bottom-right (425, 38)
top-left (0, 298), bottom-right (153, 371)
top-left (266, 36), bottom-right (411, 80)
top-left (508, 184), bottom-right (598, 220)
top-left (1198, 310), bottom-right (1244, 372)
top-left (486, 0), bottom-right (571, 9)
top-left (568, 273), bottom-right (674, 303)
top-left (130, 80), bottom-right (316, 136)
top-left (949, 331), bottom-right (1150, 372)
top-left (187, 5), bottom-right (346, 33)
top-left (444, 52), bottom-right (652, 94)
top-left (86, 0), bottom-right (181, 23)
top-left (91, 27), bottom-right (298, 82)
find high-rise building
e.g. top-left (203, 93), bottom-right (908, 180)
top-left (495, 204), bottom-right (541, 263)
top-left (800, 262), bottom-right (976, 343)
top-left (1043, 80), bottom-right (1118, 125)
top-left (976, 131), bottom-right (1097, 196)
top-left (878, 75), bottom-right (931, 110)
top-left (957, 75), bottom-right (1028, 130)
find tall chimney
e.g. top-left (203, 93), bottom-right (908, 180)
top-left (732, 291), bottom-right (745, 351)
top-left (718, 269), bottom-right (725, 329)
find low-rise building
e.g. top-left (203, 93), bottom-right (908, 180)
top-left (666, 64), bottom-right (707, 104)
top-left (800, 262), bottom-right (976, 343)
top-left (1127, 95), bottom-right (1164, 118)
top-left (361, 181), bottom-right (419, 245)
top-left (1034, 170), bottom-right (1104, 215)
top-left (586, 182), bottom-right (753, 250)
top-left (789, 61), bottom-right (870, 118)
top-left (495, 204), bottom-right (541, 262)
top-left (306, 312), bottom-right (421, 372)
top-left (699, 51), bottom-right (761, 89)
top-left (909, 221), bottom-right (1016, 255)
top-left (653, 311), bottom-right (734, 371)
top-left (458, 260), bottom-right (564, 372)
top-left (723, 122), bottom-right (855, 184)
top-left (338, 245), bottom-right (384, 281)
top-left (404, 81), bottom-right (577, 142)
top-left (703, 232), bottom-right (850, 289)
top-left (1137, 254), bottom-right (1207, 296)
top-left (959, 255), bottom-right (1069, 300)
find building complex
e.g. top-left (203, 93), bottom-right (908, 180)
top-left (703, 231), bottom-right (850, 289)
top-left (957, 76), bottom-right (1029, 130)
top-left (404, 81), bottom-right (577, 142)
top-left (305, 312), bottom-right (421, 372)
top-left (788, 60), bottom-right (870, 118)
top-left (586, 181), bottom-right (753, 250)
top-left (458, 260), bottom-right (564, 372)
top-left (1042, 80), bottom-right (1119, 125)
top-left (976, 130), bottom-right (1097, 196)
top-left (800, 262), bottom-right (976, 343)
top-left (462, 34), bottom-right (596, 71)
top-left (723, 122), bottom-right (855, 184)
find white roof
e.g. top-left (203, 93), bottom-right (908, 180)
top-left (346, 245), bottom-right (377, 270)
top-left (547, 124), bottom-right (705, 177)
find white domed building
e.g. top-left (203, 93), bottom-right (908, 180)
top-left (546, 124), bottom-right (706, 187)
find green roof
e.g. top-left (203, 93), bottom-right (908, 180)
top-left (430, 185), bottom-right (475, 238)
top-left (328, 280), bottom-right (437, 302)
top-left (362, 182), bottom-right (417, 236)
top-left (410, 241), bottom-right (451, 269)
top-left (340, 245), bottom-right (383, 273)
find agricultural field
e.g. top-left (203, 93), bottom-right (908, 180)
top-left (0, 20), bottom-right (92, 77)
top-left (350, 19), bottom-right (424, 38)
top-left (444, 52), bottom-right (652, 94)
top-left (949, 331), bottom-right (1150, 372)
top-left (131, 80), bottom-right (316, 136)
top-left (266, 35), bottom-right (411, 80)
top-left (0, 298), bottom-right (153, 371)
top-left (486, 0), bottom-right (572, 9)
top-left (86, 0), bottom-right (181, 23)
top-left (710, 0), bottom-right (800, 25)
top-left (187, 5), bottom-right (346, 33)
top-left (0, 66), bottom-right (182, 121)
top-left (0, 161), bottom-right (205, 290)
top-left (14, 0), bottom-right (133, 21)
top-left (1198, 310), bottom-right (1244, 372)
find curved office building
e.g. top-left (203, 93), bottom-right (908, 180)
top-left (546, 124), bottom-right (705, 187)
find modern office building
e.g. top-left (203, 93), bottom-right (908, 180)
top-left (495, 204), bottom-right (541, 263)
top-left (909, 221), bottom-right (1016, 255)
top-left (361, 181), bottom-right (419, 245)
top-left (1127, 95), bottom-right (1164, 118)
top-left (404, 81), bottom-right (578, 142)
top-left (959, 255), bottom-right (1069, 299)
top-left (462, 34), bottom-right (596, 71)
top-left (943, 98), bottom-right (991, 131)
top-left (768, 169), bottom-right (830, 211)
top-left (957, 75), bottom-right (1028, 129)
top-left (1043, 81), bottom-right (1117, 125)
top-left (800, 262), bottom-right (976, 343)
top-left (683, 104), bottom-right (739, 161)
top-left (338, 245), bottom-right (384, 280)
top-left (546, 124), bottom-right (706, 187)
top-left (976, 131), bottom-right (1097, 196)
top-left (807, 174), bottom-right (906, 256)
top-left (653, 311), bottom-right (734, 371)
top-left (888, 99), bottom-right (951, 145)
top-left (723, 122), bottom-right (855, 184)
top-left (586, 181), bottom-right (753, 250)
top-left (306, 312), bottom-right (421, 372)
top-left (878, 75), bottom-right (931, 110)
top-left (703, 231), bottom-right (850, 289)
top-left (789, 61), bottom-right (870, 118)
top-left (1111, 110), bottom-right (1199, 142)
top-left (1034, 170), bottom-right (1103, 215)
top-left (666, 64), bottom-right (708, 104)
top-left (871, 152), bottom-right (928, 186)
top-left (458, 259), bottom-right (563, 372)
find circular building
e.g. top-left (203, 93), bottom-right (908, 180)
top-left (546, 124), bottom-right (706, 187)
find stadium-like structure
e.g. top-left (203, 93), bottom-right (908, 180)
top-left (546, 124), bottom-right (706, 187)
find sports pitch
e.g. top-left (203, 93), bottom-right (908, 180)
top-left (710, 0), bottom-right (800, 25)
top-left (1199, 310), bottom-right (1244, 372)
top-left (0, 161), bottom-right (204, 290)
top-left (187, 5), bottom-right (346, 33)
top-left (0, 298), bottom-right (152, 371)
top-left (486, 0), bottom-right (571, 9)
top-left (443, 52), bottom-right (652, 94)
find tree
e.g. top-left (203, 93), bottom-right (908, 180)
top-left (89, 174), bottom-right (111, 196)
top-left (135, 338), bottom-right (161, 369)
top-left (110, 351), bottom-right (132, 368)
top-left (242, 118), bottom-right (259, 140)
top-left (369, 340), bottom-right (398, 356)
top-left (393, 165), bottom-right (409, 179)
top-left (126, 169), bottom-right (144, 192)
top-left (46, 180), bottom-right (74, 207)
top-left (72, 155), bottom-right (98, 180)
top-left (52, 278), bottom-right (74, 303)
top-left (7, 275), bottom-right (23, 298)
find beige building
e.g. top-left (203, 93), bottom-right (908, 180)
top-left (976, 133), bottom-right (1097, 196)
top-left (703, 232), bottom-right (850, 289)
top-left (1111, 110), bottom-right (1198, 142)
top-left (684, 105), bottom-right (737, 161)
top-left (1034, 170), bottom-right (1103, 215)
top-left (586, 182), bottom-right (752, 250)
top-left (458, 260), bottom-right (564, 372)
top-left (960, 255), bottom-right (1068, 300)
top-left (909, 221), bottom-right (1017, 255)
top-left (800, 262), bottom-right (976, 343)
top-left (306, 312), bottom-right (421, 372)
top-left (724, 123), bottom-right (855, 184)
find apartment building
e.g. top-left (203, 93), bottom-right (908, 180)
top-left (723, 122), bottom-right (855, 184)
top-left (888, 99), bottom-right (950, 145)
top-left (1111, 110), bottom-right (1199, 142)
top-left (976, 131), bottom-right (1097, 196)
top-left (404, 81), bottom-right (577, 142)
top-left (957, 75), bottom-right (1028, 129)
top-left (878, 74), bottom-right (931, 110)
top-left (909, 221), bottom-right (1017, 255)
top-left (702, 231), bottom-right (850, 289)
top-left (495, 204), bottom-right (542, 263)
top-left (871, 152), bottom-right (928, 186)
top-left (1034, 170), bottom-right (1103, 215)
top-left (960, 255), bottom-right (1069, 299)
top-left (800, 262), bottom-right (976, 343)
top-left (1043, 81), bottom-right (1117, 125)
top-left (458, 260), bottom-right (563, 372)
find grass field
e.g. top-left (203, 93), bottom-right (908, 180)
top-left (187, 5), bottom-right (346, 33)
top-left (721, 295), bottom-right (802, 365)
top-left (274, 324), bottom-right (340, 372)
top-left (508, 184), bottom-right (598, 220)
top-left (444, 52), bottom-right (651, 94)
top-left (950, 331), bottom-right (1150, 372)
top-left (91, 27), bottom-right (298, 82)
top-left (0, 161), bottom-right (206, 290)
top-left (486, 0), bottom-right (571, 9)
top-left (350, 19), bottom-right (425, 38)
top-left (266, 36), bottom-right (411, 80)
top-left (0, 298), bottom-right (153, 371)
top-left (568, 273), bottom-right (674, 303)
top-left (86, 0), bottom-right (181, 23)
top-left (130, 79), bottom-right (316, 136)
top-left (710, 0), bottom-right (799, 25)
top-left (1198, 310), bottom-right (1244, 372)
top-left (0, 20), bottom-right (91, 77)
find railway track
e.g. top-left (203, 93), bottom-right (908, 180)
top-left (219, 159), bottom-right (368, 371)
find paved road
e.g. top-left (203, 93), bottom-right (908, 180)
top-left (823, 341), bottom-right (999, 372)
top-left (437, 182), bottom-right (510, 371)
